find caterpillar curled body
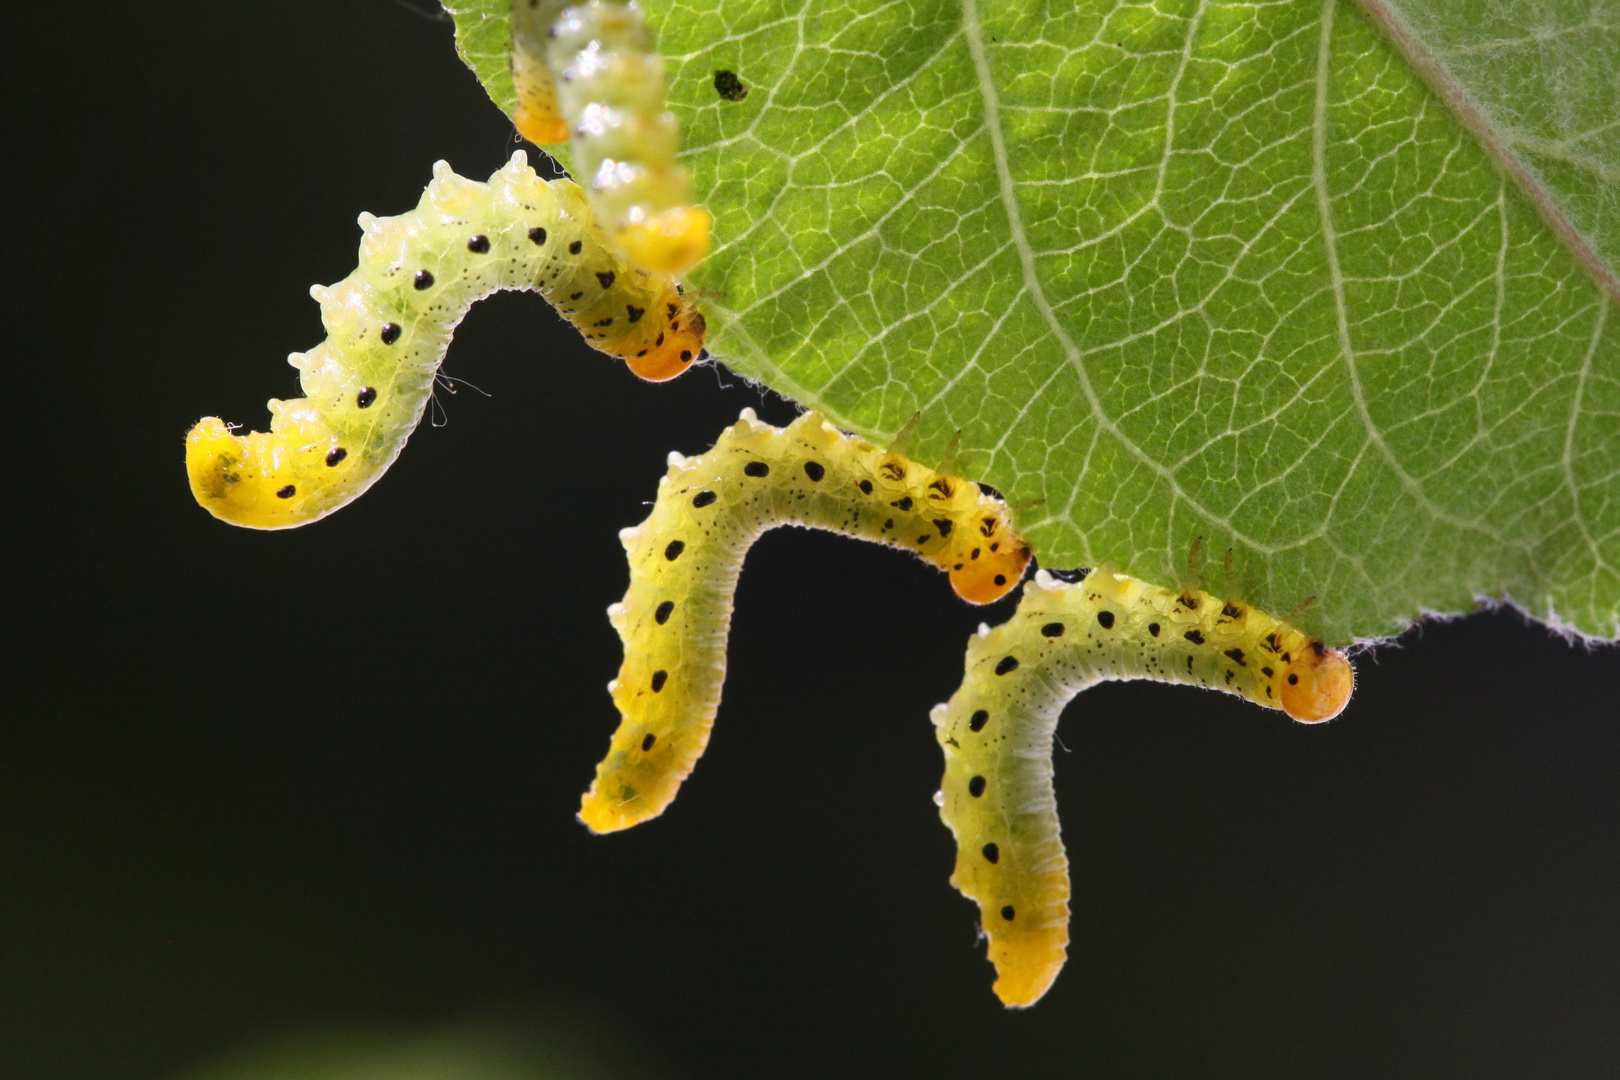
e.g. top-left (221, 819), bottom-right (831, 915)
top-left (932, 568), bottom-right (1355, 1007)
top-left (186, 152), bottom-right (705, 530)
top-left (510, 0), bottom-right (711, 275)
top-left (583, 409), bottom-right (1033, 834)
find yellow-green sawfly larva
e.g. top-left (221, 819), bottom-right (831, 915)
top-left (932, 567), bottom-right (1355, 1007)
top-left (510, 0), bottom-right (711, 275)
top-left (582, 409), bottom-right (1033, 833)
top-left (186, 152), bottom-right (705, 530)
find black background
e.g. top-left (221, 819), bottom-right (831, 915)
top-left (6, 3), bottom-right (1618, 1077)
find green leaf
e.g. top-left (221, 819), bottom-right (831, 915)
top-left (449, 0), bottom-right (1619, 644)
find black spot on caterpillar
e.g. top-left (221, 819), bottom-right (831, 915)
top-left (931, 569), bottom-right (1354, 1007)
top-left (582, 409), bottom-right (1033, 833)
top-left (713, 69), bottom-right (748, 101)
top-left (186, 154), bottom-right (706, 530)
top-left (510, 0), bottom-right (711, 275)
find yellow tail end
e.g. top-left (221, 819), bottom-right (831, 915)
top-left (617, 206), bottom-right (712, 277)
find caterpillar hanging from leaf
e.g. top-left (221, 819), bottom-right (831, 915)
top-left (586, 417), bottom-right (1354, 1004)
top-left (510, 0), bottom-right (712, 275)
top-left (582, 409), bottom-right (1034, 833)
top-left (186, 152), bottom-right (706, 530)
top-left (932, 568), bottom-right (1354, 1007)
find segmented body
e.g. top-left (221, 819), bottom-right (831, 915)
top-left (510, 0), bottom-right (711, 275)
top-left (187, 153), bottom-right (704, 529)
top-left (583, 409), bottom-right (1033, 833)
top-left (931, 568), bottom-right (1355, 1006)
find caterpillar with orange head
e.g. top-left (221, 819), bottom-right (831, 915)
top-left (931, 567), bottom-right (1354, 1007)
top-left (186, 152), bottom-right (705, 530)
top-left (510, 0), bottom-right (712, 275)
top-left (582, 408), bottom-right (1033, 834)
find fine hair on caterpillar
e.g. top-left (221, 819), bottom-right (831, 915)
top-left (581, 408), bottom-right (1033, 834)
top-left (186, 153), bottom-right (705, 530)
top-left (932, 568), bottom-right (1354, 1007)
top-left (510, 0), bottom-right (712, 275)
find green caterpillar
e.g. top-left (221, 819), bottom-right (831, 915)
top-left (932, 568), bottom-right (1355, 1007)
top-left (187, 153), bottom-right (705, 529)
top-left (581, 409), bottom-right (1033, 833)
top-left (510, 0), bottom-right (711, 275)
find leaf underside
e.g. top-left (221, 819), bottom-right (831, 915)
top-left (448, 0), bottom-right (1619, 644)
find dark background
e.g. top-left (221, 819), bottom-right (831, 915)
top-left (6, 3), bottom-right (1618, 1077)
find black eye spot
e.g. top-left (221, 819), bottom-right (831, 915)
top-left (994, 574), bottom-right (1007, 586)
top-left (413, 269), bottom-right (434, 290)
top-left (743, 461), bottom-right (770, 478)
top-left (276, 485), bottom-right (296, 499)
top-left (642, 733), bottom-right (657, 751)
top-left (651, 670), bottom-right (668, 693)
top-left (858, 480), bottom-right (873, 495)
top-left (1288, 673), bottom-right (1300, 685)
top-left (568, 239), bottom-right (583, 255)
top-left (1148, 622), bottom-right (1161, 637)
top-left (1001, 905), bottom-right (1016, 921)
top-left (969, 710), bottom-right (989, 732)
top-left (356, 386), bottom-right (377, 408)
top-left (982, 843), bottom-right (999, 864)
top-left (467, 235), bottom-right (490, 253)
top-left (325, 447), bottom-right (347, 467)
top-left (692, 491), bottom-right (717, 508)
top-left (1096, 610), bottom-right (1115, 629)
top-left (968, 776), bottom-right (986, 797)
top-left (713, 69), bottom-right (748, 101)
top-left (664, 540), bottom-right (685, 561)
top-left (803, 461), bottom-right (825, 482)
top-left (596, 270), bottom-right (616, 289)
top-left (655, 600), bottom-right (674, 624)
top-left (1184, 629), bottom-right (1205, 645)
top-left (380, 322), bottom-right (401, 345)
top-left (1041, 623), bottom-right (1065, 637)
top-left (994, 656), bottom-right (1019, 675)
top-left (528, 226), bottom-right (548, 245)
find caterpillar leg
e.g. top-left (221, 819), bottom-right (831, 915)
top-left (579, 409), bottom-right (1032, 833)
top-left (186, 153), bottom-right (705, 529)
top-left (933, 569), bottom-right (1354, 1006)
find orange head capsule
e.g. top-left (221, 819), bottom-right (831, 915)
top-left (619, 307), bottom-right (706, 382)
top-left (946, 529), bottom-right (1032, 604)
top-left (1279, 641), bottom-right (1354, 723)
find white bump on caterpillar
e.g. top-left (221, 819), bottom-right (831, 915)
top-left (667, 451), bottom-right (688, 468)
top-left (577, 411), bottom-right (1033, 834)
top-left (186, 158), bottom-right (707, 530)
top-left (933, 571), bottom-right (1355, 1008)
